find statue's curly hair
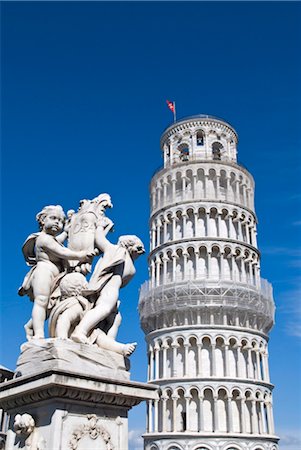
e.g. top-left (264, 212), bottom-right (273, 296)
top-left (118, 235), bottom-right (144, 250)
top-left (36, 205), bottom-right (65, 230)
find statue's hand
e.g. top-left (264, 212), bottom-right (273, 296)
top-left (78, 249), bottom-right (97, 262)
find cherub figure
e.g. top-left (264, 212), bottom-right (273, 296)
top-left (19, 205), bottom-right (94, 339)
top-left (71, 222), bottom-right (145, 346)
top-left (49, 273), bottom-right (136, 356)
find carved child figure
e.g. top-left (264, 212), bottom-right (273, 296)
top-left (71, 224), bottom-right (145, 345)
top-left (19, 205), bottom-right (93, 339)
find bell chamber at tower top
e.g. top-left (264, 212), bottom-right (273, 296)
top-left (160, 115), bottom-right (238, 166)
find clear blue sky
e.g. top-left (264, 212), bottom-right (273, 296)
top-left (1, 2), bottom-right (300, 449)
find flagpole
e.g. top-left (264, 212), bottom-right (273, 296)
top-left (173, 101), bottom-right (176, 123)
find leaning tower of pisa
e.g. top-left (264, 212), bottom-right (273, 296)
top-left (139, 115), bottom-right (279, 450)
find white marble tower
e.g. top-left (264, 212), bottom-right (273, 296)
top-left (139, 115), bottom-right (279, 450)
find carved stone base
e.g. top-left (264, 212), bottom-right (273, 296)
top-left (16, 338), bottom-right (130, 381)
top-left (0, 344), bottom-right (158, 450)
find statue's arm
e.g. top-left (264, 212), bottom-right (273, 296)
top-left (56, 231), bottom-right (68, 244)
top-left (41, 235), bottom-right (88, 260)
top-left (95, 225), bottom-right (115, 253)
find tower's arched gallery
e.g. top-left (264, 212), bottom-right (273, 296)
top-left (139, 115), bottom-right (278, 450)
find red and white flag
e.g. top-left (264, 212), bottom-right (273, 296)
top-left (166, 100), bottom-right (176, 122)
top-left (166, 100), bottom-right (175, 112)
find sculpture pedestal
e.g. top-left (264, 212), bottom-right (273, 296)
top-left (0, 340), bottom-right (157, 450)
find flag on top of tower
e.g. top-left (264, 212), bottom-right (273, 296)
top-left (166, 100), bottom-right (175, 112)
top-left (166, 100), bottom-right (176, 122)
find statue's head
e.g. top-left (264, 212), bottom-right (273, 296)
top-left (60, 273), bottom-right (88, 299)
top-left (118, 235), bottom-right (145, 258)
top-left (36, 205), bottom-right (65, 234)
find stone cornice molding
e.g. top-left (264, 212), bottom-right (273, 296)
top-left (0, 369), bottom-right (158, 412)
top-left (151, 199), bottom-right (257, 222)
top-left (151, 202), bottom-right (257, 222)
top-left (151, 159), bottom-right (254, 186)
top-left (149, 237), bottom-right (260, 260)
top-left (143, 432), bottom-right (280, 442)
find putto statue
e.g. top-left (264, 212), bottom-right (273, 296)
top-left (18, 194), bottom-right (144, 357)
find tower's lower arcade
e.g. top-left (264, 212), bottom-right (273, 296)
top-left (139, 282), bottom-right (279, 450)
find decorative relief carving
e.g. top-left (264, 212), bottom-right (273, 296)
top-left (69, 414), bottom-right (113, 450)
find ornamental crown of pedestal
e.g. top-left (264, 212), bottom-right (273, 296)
top-left (161, 115), bottom-right (238, 167)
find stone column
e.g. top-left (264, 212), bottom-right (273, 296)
top-left (225, 176), bottom-right (230, 201)
top-left (163, 218), bottom-right (168, 242)
top-left (197, 342), bottom-right (203, 377)
top-left (163, 182), bottom-right (167, 206)
top-left (242, 184), bottom-right (247, 205)
top-left (198, 395), bottom-right (204, 431)
top-left (241, 257), bottom-right (246, 283)
top-left (211, 343), bottom-right (216, 376)
top-left (256, 349), bottom-right (261, 380)
top-left (172, 395), bottom-right (178, 432)
top-left (161, 396), bottom-right (167, 432)
top-left (220, 252), bottom-right (225, 280)
top-left (251, 399), bottom-right (258, 434)
top-left (217, 212), bottom-right (222, 237)
top-left (227, 395), bottom-right (233, 433)
top-left (155, 257), bottom-right (161, 287)
top-left (194, 211), bottom-right (198, 237)
top-left (258, 400), bottom-right (264, 434)
top-left (154, 342), bottom-right (160, 380)
top-left (184, 343), bottom-right (189, 377)
top-left (154, 399), bottom-right (159, 432)
top-left (162, 343), bottom-right (168, 378)
top-left (237, 219), bottom-right (243, 241)
top-left (172, 178), bottom-right (176, 200)
top-left (213, 395), bottom-right (219, 432)
top-left (185, 395), bottom-right (191, 431)
top-left (148, 400), bottom-right (153, 433)
top-left (230, 254), bottom-right (235, 281)
top-left (172, 213), bottom-right (177, 240)
top-left (182, 212), bottom-right (187, 238)
top-left (192, 174), bottom-right (197, 199)
top-left (204, 173), bottom-right (208, 198)
top-left (216, 174), bottom-right (220, 198)
top-left (224, 344), bottom-right (230, 377)
top-left (151, 260), bottom-right (155, 288)
top-left (207, 251), bottom-right (212, 279)
top-left (206, 212), bottom-right (210, 236)
top-left (263, 350), bottom-right (270, 383)
top-left (235, 180), bottom-right (240, 203)
top-left (151, 225), bottom-right (156, 251)
top-left (183, 251), bottom-right (188, 280)
top-left (247, 347), bottom-right (253, 378)
top-left (240, 397), bottom-right (246, 433)
top-left (182, 175), bottom-right (186, 199)
top-left (156, 220), bottom-right (161, 247)
top-left (172, 253), bottom-right (177, 282)
top-left (198, 395), bottom-right (204, 432)
top-left (148, 346), bottom-right (154, 381)
top-left (171, 343), bottom-right (179, 377)
top-left (237, 344), bottom-right (243, 378)
top-left (194, 250), bottom-right (200, 279)
top-left (162, 256), bottom-right (168, 284)
top-left (260, 401), bottom-right (266, 434)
